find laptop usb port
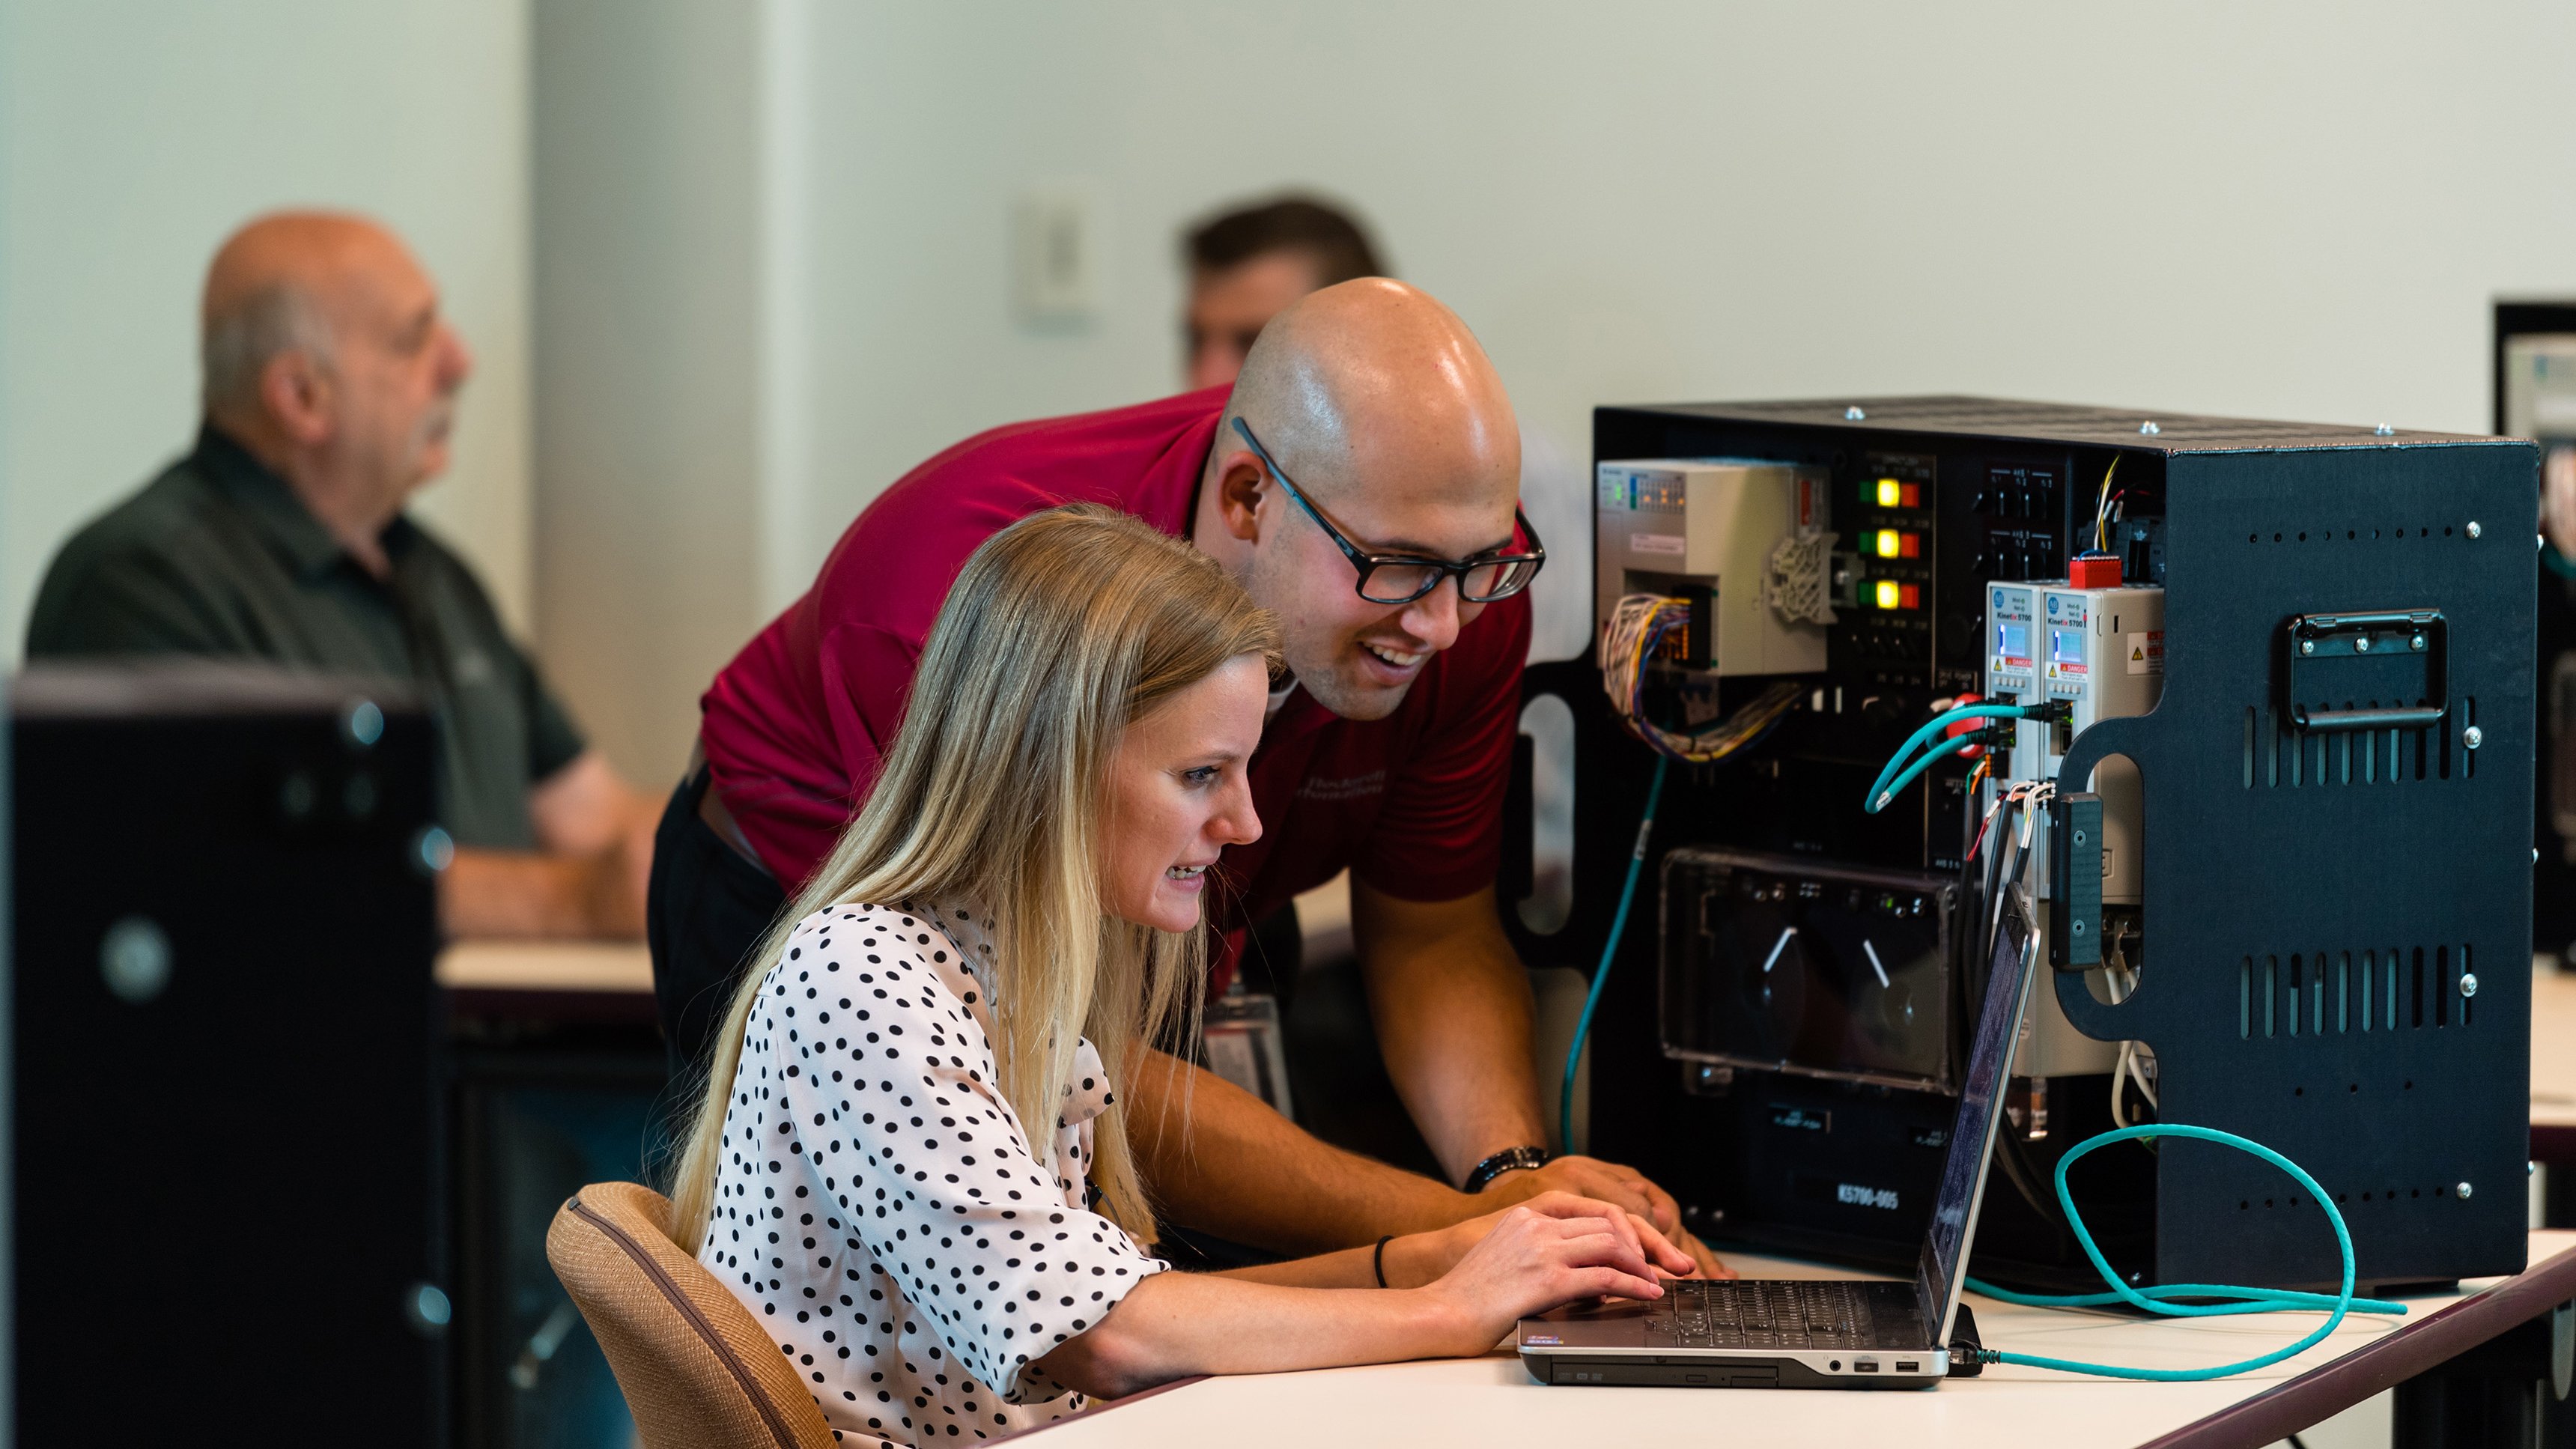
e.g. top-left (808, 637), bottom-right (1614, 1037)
top-left (1854, 1359), bottom-right (1880, 1373)
top-left (1895, 1361), bottom-right (1920, 1373)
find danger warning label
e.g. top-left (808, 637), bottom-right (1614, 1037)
top-left (2126, 631), bottom-right (2165, 675)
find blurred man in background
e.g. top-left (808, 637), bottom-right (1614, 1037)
top-left (1183, 195), bottom-right (1385, 390)
top-left (27, 210), bottom-right (656, 940)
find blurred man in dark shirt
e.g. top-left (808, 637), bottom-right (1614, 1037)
top-left (28, 211), bottom-right (656, 939)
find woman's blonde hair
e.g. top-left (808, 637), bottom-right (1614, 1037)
top-left (667, 504), bottom-right (1280, 1248)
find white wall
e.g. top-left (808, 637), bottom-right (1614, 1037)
top-left (0, 0), bottom-right (533, 664)
top-left (781, 0), bottom-right (2576, 667)
top-left (530, 0), bottom-right (780, 791)
top-left (525, 0), bottom-right (2576, 776)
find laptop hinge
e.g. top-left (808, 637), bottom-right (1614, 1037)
top-left (1945, 1303), bottom-right (1985, 1378)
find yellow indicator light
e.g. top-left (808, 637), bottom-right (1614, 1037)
top-left (1875, 529), bottom-right (1901, 558)
top-left (1876, 479), bottom-right (1902, 508)
top-left (1874, 580), bottom-right (1901, 610)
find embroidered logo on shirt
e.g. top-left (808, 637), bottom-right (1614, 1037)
top-left (1296, 769), bottom-right (1386, 803)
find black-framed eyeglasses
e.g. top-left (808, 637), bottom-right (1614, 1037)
top-left (1230, 417), bottom-right (1546, 606)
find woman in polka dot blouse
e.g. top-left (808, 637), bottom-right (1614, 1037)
top-left (666, 507), bottom-right (1692, 1447)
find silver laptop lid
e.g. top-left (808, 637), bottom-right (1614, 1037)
top-left (1912, 888), bottom-right (2041, 1343)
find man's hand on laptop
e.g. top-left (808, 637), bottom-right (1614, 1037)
top-left (1475, 1155), bottom-right (1735, 1279)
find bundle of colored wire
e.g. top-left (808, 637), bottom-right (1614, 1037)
top-left (2092, 455), bottom-right (2124, 552)
top-left (1968, 778), bottom-right (2051, 863)
top-left (1596, 594), bottom-right (1802, 763)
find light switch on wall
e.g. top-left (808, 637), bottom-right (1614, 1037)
top-left (1013, 185), bottom-right (1100, 326)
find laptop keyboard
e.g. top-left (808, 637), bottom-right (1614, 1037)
top-left (1644, 1279), bottom-right (1875, 1349)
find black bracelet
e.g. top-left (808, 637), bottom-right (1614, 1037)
top-left (1373, 1234), bottom-right (1395, 1289)
top-left (1462, 1145), bottom-right (1552, 1194)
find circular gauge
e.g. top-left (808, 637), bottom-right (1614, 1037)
top-left (1722, 907), bottom-right (1806, 1061)
top-left (1845, 926), bottom-right (1943, 1079)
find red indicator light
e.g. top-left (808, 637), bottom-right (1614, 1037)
top-left (1899, 584), bottom-right (1922, 610)
top-left (1899, 484), bottom-right (1922, 509)
top-left (1898, 532), bottom-right (1921, 559)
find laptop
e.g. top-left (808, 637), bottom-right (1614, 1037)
top-left (1517, 890), bottom-right (2040, 1389)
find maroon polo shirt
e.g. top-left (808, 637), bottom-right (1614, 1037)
top-left (697, 387), bottom-right (1530, 982)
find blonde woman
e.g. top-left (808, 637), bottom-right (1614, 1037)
top-left (668, 505), bottom-right (1687, 1445)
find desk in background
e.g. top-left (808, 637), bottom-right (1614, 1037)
top-left (440, 939), bottom-right (658, 1022)
top-left (440, 941), bottom-right (665, 1449)
top-left (2534, 961), bottom-right (2576, 1173)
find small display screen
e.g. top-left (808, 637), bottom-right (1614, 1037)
top-left (1995, 622), bottom-right (2030, 659)
top-left (2050, 626), bottom-right (2086, 665)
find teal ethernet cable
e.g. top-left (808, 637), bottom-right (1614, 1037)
top-left (1865, 731), bottom-right (1993, 815)
top-left (1558, 754), bottom-right (1667, 1158)
top-left (1961, 1124), bottom-right (2407, 1381)
top-left (1863, 702), bottom-right (2025, 812)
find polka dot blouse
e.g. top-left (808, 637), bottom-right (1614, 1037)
top-left (700, 899), bottom-right (1169, 1446)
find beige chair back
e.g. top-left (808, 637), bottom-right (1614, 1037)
top-left (546, 1182), bottom-right (835, 1449)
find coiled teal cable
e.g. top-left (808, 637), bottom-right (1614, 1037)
top-left (1964, 1124), bottom-right (2406, 1380)
top-left (1558, 754), bottom-right (1666, 1157)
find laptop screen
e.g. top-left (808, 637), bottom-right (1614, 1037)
top-left (1911, 892), bottom-right (2039, 1343)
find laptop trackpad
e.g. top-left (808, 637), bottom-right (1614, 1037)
top-left (1526, 1296), bottom-right (1656, 1348)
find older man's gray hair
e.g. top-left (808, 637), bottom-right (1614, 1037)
top-left (201, 282), bottom-right (335, 416)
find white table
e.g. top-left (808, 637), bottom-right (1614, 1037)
top-left (436, 938), bottom-right (654, 994)
top-left (436, 939), bottom-right (657, 1024)
top-left (1015, 1231), bottom-right (2576, 1448)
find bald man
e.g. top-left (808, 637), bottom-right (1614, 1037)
top-left (661, 279), bottom-right (1725, 1270)
top-left (28, 210), bottom-right (658, 941)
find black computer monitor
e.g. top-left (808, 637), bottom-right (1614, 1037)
top-left (8, 663), bottom-right (444, 1440)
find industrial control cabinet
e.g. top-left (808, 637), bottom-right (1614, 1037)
top-left (1507, 396), bottom-right (2538, 1294)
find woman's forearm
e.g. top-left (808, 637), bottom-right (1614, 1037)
top-left (1035, 1271), bottom-right (1477, 1400)
top-left (1211, 1230), bottom-right (1448, 1289)
top-left (1040, 1194), bottom-right (1680, 1400)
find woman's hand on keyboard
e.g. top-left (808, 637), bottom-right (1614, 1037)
top-left (1415, 1193), bottom-right (1692, 1355)
top-left (1472, 1155), bottom-right (1732, 1279)
top-left (1407, 1189), bottom-right (1696, 1288)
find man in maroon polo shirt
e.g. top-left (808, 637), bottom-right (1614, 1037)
top-left (651, 279), bottom-right (1719, 1269)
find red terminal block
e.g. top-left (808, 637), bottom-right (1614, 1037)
top-left (2069, 552), bottom-right (2123, 589)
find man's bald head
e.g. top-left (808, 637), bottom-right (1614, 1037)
top-left (193, 211), bottom-right (473, 559)
top-left (201, 211), bottom-right (417, 416)
top-left (1197, 279), bottom-right (1526, 723)
top-left (1220, 278), bottom-right (1517, 509)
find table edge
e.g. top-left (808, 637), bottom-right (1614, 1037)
top-left (2135, 1243), bottom-right (2576, 1449)
top-left (443, 985), bottom-right (661, 1024)
top-left (996, 1375), bottom-right (1210, 1441)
